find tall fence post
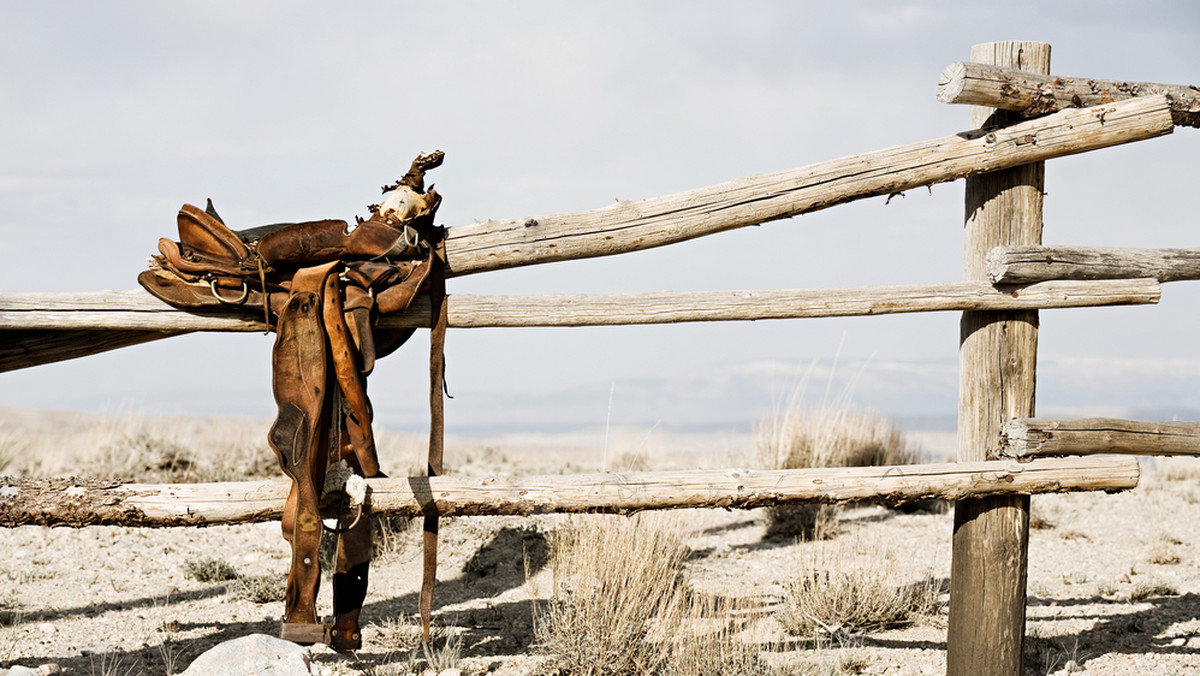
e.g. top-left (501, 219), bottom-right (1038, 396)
top-left (948, 41), bottom-right (1050, 675)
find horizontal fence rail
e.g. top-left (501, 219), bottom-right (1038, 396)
top-left (444, 96), bottom-right (1174, 276)
top-left (1000, 417), bottom-right (1200, 458)
top-left (0, 456), bottom-right (1140, 528)
top-left (937, 61), bottom-right (1200, 128)
top-left (0, 278), bottom-right (1162, 333)
top-left (988, 245), bottom-right (1200, 284)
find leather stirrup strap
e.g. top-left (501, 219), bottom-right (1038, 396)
top-left (419, 238), bottom-right (448, 643)
top-left (321, 271), bottom-right (381, 477)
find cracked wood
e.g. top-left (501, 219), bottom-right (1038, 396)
top-left (0, 456), bottom-right (1140, 527)
top-left (0, 278), bottom-right (1161, 336)
top-left (988, 246), bottom-right (1200, 284)
top-left (937, 61), bottom-right (1200, 127)
top-left (1001, 418), bottom-right (1200, 458)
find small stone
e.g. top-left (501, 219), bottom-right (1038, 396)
top-left (7, 666), bottom-right (40, 676)
top-left (1171, 637), bottom-right (1186, 646)
top-left (438, 669), bottom-right (463, 676)
top-left (37, 665), bottom-right (62, 675)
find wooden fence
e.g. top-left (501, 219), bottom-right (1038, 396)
top-left (1, 40), bottom-right (1197, 675)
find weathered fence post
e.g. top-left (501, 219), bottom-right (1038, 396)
top-left (948, 41), bottom-right (1050, 675)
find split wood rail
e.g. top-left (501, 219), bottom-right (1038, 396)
top-left (1, 41), bottom-right (1196, 675)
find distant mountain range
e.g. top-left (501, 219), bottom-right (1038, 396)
top-left (373, 355), bottom-right (1200, 437)
top-left (10, 354), bottom-right (1200, 441)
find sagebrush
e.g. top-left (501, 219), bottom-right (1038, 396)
top-left (535, 513), bottom-right (775, 675)
top-left (758, 402), bottom-right (921, 539)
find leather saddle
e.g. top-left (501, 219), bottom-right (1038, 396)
top-left (139, 151), bottom-right (449, 651)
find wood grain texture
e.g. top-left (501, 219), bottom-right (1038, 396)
top-left (988, 245), bottom-right (1200, 283)
top-left (1001, 417), bottom-right (1200, 458)
top-left (937, 60), bottom-right (1200, 127)
top-left (443, 95), bottom-right (1173, 276)
top-left (0, 279), bottom-right (1161, 335)
top-left (0, 456), bottom-right (1140, 527)
top-left (949, 40), bottom-right (1048, 676)
top-left (0, 328), bottom-right (187, 372)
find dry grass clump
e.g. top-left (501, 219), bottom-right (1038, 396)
top-left (91, 429), bottom-right (277, 483)
top-left (229, 572), bottom-right (287, 604)
top-left (1147, 540), bottom-right (1182, 566)
top-left (536, 513), bottom-right (688, 674)
top-left (182, 556), bottom-right (239, 582)
top-left (0, 599), bottom-right (23, 627)
top-left (778, 537), bottom-right (942, 637)
top-left (664, 593), bottom-right (775, 676)
top-left (370, 615), bottom-right (428, 654)
top-left (366, 619), bottom-right (462, 676)
top-left (535, 513), bottom-right (774, 675)
top-left (2, 409), bottom-right (278, 480)
top-left (1130, 579), bottom-right (1179, 602)
top-left (372, 515), bottom-right (419, 560)
top-left (759, 403), bottom-right (919, 471)
top-left (0, 429), bottom-right (19, 473)
top-left (757, 403), bottom-right (921, 539)
top-left (180, 554), bottom-right (285, 603)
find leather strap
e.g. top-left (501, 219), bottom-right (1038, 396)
top-left (419, 233), bottom-right (448, 642)
top-left (321, 271), bottom-right (380, 478)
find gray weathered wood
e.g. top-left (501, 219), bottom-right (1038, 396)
top-left (0, 279), bottom-right (1161, 338)
top-left (0, 328), bottom-right (188, 372)
top-left (1001, 417), bottom-right (1200, 458)
top-left (988, 245), bottom-right (1200, 284)
top-left (0, 94), bottom-right (1175, 372)
top-left (0, 456), bottom-right (1140, 528)
top-left (444, 95), bottom-right (1174, 276)
top-left (950, 40), bottom-right (1048, 676)
top-left (937, 60), bottom-right (1200, 127)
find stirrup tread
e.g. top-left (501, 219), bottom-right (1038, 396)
top-left (279, 621), bottom-right (332, 645)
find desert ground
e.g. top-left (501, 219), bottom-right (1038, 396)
top-left (3, 407), bottom-right (1200, 675)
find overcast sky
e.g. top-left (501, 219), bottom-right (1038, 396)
top-left (2, 2), bottom-right (1198, 437)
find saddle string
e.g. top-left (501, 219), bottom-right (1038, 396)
top-left (322, 389), bottom-right (358, 536)
top-left (257, 254), bottom-right (271, 333)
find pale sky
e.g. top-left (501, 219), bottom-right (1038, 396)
top-left (2, 2), bottom-right (1198, 436)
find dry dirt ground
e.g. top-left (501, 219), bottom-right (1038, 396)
top-left (3, 409), bottom-right (1200, 675)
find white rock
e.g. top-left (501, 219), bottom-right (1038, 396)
top-left (178, 634), bottom-right (318, 676)
top-left (7, 666), bottom-right (40, 676)
top-left (437, 669), bottom-right (463, 676)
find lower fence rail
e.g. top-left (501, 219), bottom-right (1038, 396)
top-left (1, 456), bottom-right (1139, 528)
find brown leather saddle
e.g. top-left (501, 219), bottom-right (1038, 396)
top-left (139, 151), bottom-right (449, 651)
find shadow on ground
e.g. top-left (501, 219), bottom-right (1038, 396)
top-left (2, 524), bottom-right (551, 674)
top-left (1025, 592), bottom-right (1200, 673)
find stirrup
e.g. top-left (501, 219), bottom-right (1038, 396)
top-left (279, 621), bottom-right (333, 645)
top-left (329, 623), bottom-right (363, 653)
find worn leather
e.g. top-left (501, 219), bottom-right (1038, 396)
top-left (177, 203), bottom-right (251, 263)
top-left (138, 151), bottom-right (448, 650)
top-left (419, 241), bottom-right (449, 642)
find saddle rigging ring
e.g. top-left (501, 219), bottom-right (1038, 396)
top-left (208, 278), bottom-right (250, 305)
